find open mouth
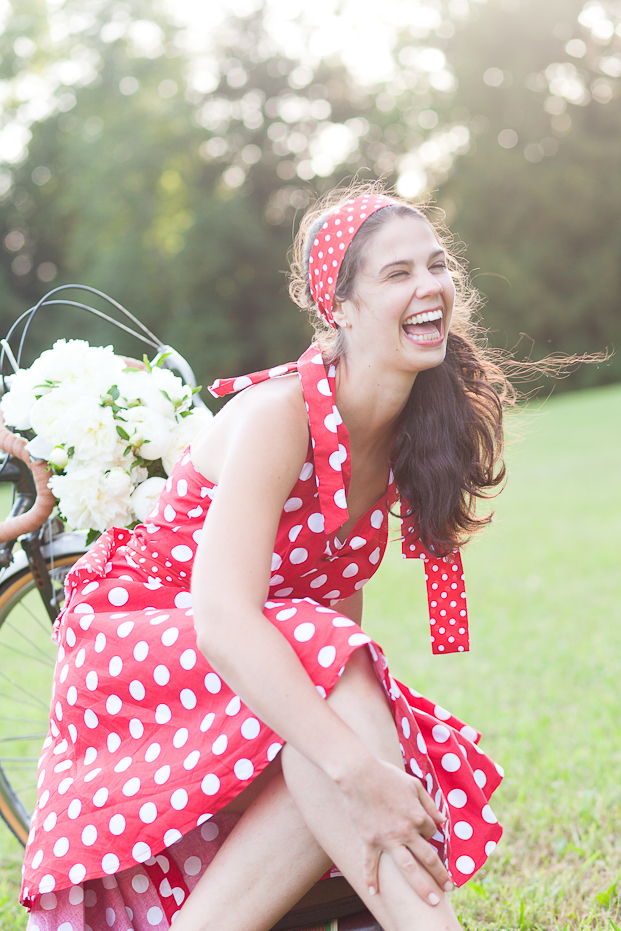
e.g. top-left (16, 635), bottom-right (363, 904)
top-left (402, 308), bottom-right (444, 345)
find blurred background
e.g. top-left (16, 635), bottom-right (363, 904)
top-left (0, 0), bottom-right (619, 392)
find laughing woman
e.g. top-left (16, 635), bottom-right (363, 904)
top-left (23, 185), bottom-right (509, 931)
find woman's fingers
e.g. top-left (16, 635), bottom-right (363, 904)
top-left (390, 843), bottom-right (445, 905)
top-left (415, 782), bottom-right (447, 827)
top-left (361, 847), bottom-right (381, 898)
top-left (405, 833), bottom-right (453, 892)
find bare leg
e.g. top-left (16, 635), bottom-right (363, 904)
top-left (172, 648), bottom-right (461, 931)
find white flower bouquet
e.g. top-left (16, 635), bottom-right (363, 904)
top-left (0, 339), bottom-right (212, 539)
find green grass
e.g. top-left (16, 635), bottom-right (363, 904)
top-left (364, 383), bottom-right (621, 930)
top-left (0, 384), bottom-right (619, 930)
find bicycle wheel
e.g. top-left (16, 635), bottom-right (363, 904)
top-left (0, 553), bottom-right (84, 845)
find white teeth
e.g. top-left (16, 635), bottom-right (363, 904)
top-left (403, 308), bottom-right (443, 325)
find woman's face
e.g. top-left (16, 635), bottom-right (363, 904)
top-left (333, 214), bottom-right (456, 374)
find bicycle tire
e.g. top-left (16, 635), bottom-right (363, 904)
top-left (0, 553), bottom-right (84, 845)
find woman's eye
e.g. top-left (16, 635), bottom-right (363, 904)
top-left (431, 262), bottom-right (447, 271)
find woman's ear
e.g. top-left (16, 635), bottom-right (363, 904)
top-left (331, 300), bottom-right (350, 329)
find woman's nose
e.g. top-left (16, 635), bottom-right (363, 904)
top-left (414, 269), bottom-right (443, 298)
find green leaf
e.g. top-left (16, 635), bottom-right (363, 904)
top-left (154, 351), bottom-right (172, 368)
top-left (116, 425), bottom-right (130, 440)
top-left (110, 385), bottom-right (120, 401)
top-left (142, 354), bottom-right (152, 373)
top-left (85, 528), bottom-right (102, 547)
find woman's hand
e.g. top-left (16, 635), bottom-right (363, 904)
top-left (339, 757), bottom-right (452, 904)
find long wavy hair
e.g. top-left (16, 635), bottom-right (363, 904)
top-left (289, 181), bottom-right (574, 556)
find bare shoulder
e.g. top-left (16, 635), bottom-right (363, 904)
top-left (191, 374), bottom-right (308, 485)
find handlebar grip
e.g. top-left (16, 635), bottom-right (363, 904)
top-left (0, 413), bottom-right (56, 544)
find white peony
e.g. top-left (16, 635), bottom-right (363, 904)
top-left (120, 406), bottom-right (173, 460)
top-left (29, 339), bottom-right (125, 394)
top-left (162, 407), bottom-right (213, 475)
top-left (0, 367), bottom-right (48, 429)
top-left (130, 476), bottom-right (167, 523)
top-left (117, 367), bottom-right (192, 419)
top-left (30, 386), bottom-right (119, 461)
top-left (49, 461), bottom-right (134, 532)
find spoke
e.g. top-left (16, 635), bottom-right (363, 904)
top-left (0, 669), bottom-right (50, 710)
top-left (0, 734), bottom-right (47, 743)
top-left (3, 597), bottom-right (56, 643)
top-left (0, 639), bottom-right (55, 667)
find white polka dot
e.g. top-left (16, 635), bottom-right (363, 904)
top-left (267, 742), bottom-right (282, 761)
top-left (176, 478), bottom-right (188, 496)
top-left (241, 718), bottom-right (260, 739)
top-left (174, 591), bottom-right (192, 609)
top-left (109, 814), bottom-right (126, 835)
top-left (294, 622), bottom-right (315, 642)
top-left (155, 765), bottom-right (171, 785)
top-left (53, 836), bottom-right (69, 857)
top-left (139, 802), bottom-right (158, 824)
top-left (184, 856), bottom-right (202, 876)
top-left (164, 504), bottom-right (176, 522)
top-left (309, 573), bottom-right (328, 588)
top-left (447, 789), bottom-right (468, 808)
top-left (212, 734), bottom-right (228, 755)
top-left (108, 655), bottom-right (123, 677)
top-left (84, 709), bottom-right (98, 729)
top-left (284, 497), bottom-right (302, 512)
top-left (116, 620), bottom-right (134, 638)
top-left (200, 712), bottom-right (215, 732)
top-left (453, 821), bottom-right (473, 840)
top-left (204, 673), bottom-right (221, 694)
top-left (432, 724), bottom-right (451, 743)
top-left (132, 874), bottom-right (149, 893)
top-left (416, 733), bottom-right (427, 754)
top-left (369, 547), bottom-right (381, 565)
top-left (307, 513), bottom-right (324, 533)
top-left (401, 717), bottom-right (411, 739)
top-left (180, 648), bottom-right (197, 670)
top-left (276, 607), bottom-right (297, 621)
top-left (85, 670), bottom-right (98, 691)
top-left (201, 821), bottom-right (219, 842)
top-left (455, 855), bottom-right (476, 875)
top-left (94, 632), bottom-right (106, 652)
top-left (133, 842), bottom-right (152, 863)
top-left (290, 547), bottom-right (308, 564)
top-left (81, 824), bottom-right (97, 846)
top-left (409, 758), bottom-right (423, 778)
top-left (153, 664), bottom-right (170, 686)
top-left (433, 704), bottom-right (452, 721)
top-left (342, 562), bottom-right (359, 578)
top-left (106, 906), bottom-right (116, 926)
top-left (93, 787), bottom-right (109, 807)
top-left (225, 696), bottom-right (241, 715)
top-left (129, 679), bottom-right (146, 701)
top-left (66, 685), bottom-right (78, 706)
top-left (234, 758), bottom-right (254, 780)
top-left (67, 800), bottom-right (81, 820)
top-left (123, 777), bottom-right (141, 797)
top-left (129, 718), bottom-right (144, 739)
top-left (40, 889), bottom-right (57, 906)
top-left (460, 724), bottom-right (478, 742)
top-left (108, 587), bottom-right (129, 607)
top-left (348, 632), bottom-right (371, 647)
top-left (106, 694), bottom-right (123, 715)
top-left (482, 804), bottom-right (497, 823)
top-left (68, 863), bottom-right (86, 884)
top-left (171, 788), bottom-right (188, 810)
top-left (171, 545), bottom-right (193, 562)
top-left (474, 768), bottom-right (487, 787)
top-left (164, 829), bottom-right (182, 846)
top-left (201, 773), bottom-right (220, 796)
top-left (318, 645), bottom-right (336, 667)
top-left (441, 752), bottom-right (462, 772)
top-left (161, 627), bottom-right (179, 647)
top-left (147, 905), bottom-right (163, 925)
top-left (31, 849), bottom-right (44, 869)
top-left (350, 536), bottom-right (366, 549)
top-left (485, 840), bottom-right (497, 856)
top-left (155, 704), bottom-right (172, 724)
top-left (334, 488), bottom-right (347, 509)
top-left (144, 742), bottom-right (161, 762)
top-left (184, 750), bottom-right (200, 770)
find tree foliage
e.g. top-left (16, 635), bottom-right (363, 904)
top-left (0, 0), bottom-right (619, 391)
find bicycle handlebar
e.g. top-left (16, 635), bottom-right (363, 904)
top-left (0, 413), bottom-right (56, 544)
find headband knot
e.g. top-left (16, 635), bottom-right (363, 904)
top-left (308, 194), bottom-right (397, 328)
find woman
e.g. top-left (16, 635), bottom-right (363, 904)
top-left (22, 185), bottom-right (507, 931)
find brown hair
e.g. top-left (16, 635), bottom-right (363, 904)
top-left (289, 181), bottom-right (562, 556)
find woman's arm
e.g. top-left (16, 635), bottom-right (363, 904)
top-left (190, 378), bottom-right (450, 896)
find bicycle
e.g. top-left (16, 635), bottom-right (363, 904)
top-left (0, 286), bottom-right (378, 931)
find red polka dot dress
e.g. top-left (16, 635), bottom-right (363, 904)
top-left (22, 345), bottom-right (503, 930)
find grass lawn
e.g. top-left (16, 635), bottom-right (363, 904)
top-left (0, 382), bottom-right (618, 930)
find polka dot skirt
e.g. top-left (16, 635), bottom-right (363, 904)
top-left (22, 346), bottom-right (503, 928)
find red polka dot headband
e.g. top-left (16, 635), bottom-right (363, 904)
top-left (308, 193), bottom-right (397, 328)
